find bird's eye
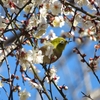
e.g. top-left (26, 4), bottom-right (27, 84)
top-left (60, 40), bottom-right (64, 44)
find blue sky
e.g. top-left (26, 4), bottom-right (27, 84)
top-left (0, 2), bottom-right (100, 100)
top-left (0, 19), bottom-right (100, 100)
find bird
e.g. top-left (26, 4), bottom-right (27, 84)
top-left (40, 37), bottom-right (67, 64)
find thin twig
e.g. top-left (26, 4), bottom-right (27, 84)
top-left (81, 91), bottom-right (94, 100)
top-left (49, 81), bottom-right (53, 100)
top-left (52, 81), bottom-right (68, 100)
top-left (74, 47), bottom-right (100, 84)
top-left (2, 87), bottom-right (9, 98)
top-left (29, 61), bottom-right (52, 100)
top-left (60, 0), bottom-right (100, 21)
top-left (43, 65), bottom-right (68, 100)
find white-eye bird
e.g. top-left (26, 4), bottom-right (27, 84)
top-left (40, 37), bottom-right (67, 64)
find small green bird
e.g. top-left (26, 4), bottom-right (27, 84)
top-left (40, 37), bottom-right (67, 64)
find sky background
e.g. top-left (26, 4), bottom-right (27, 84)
top-left (0, 25), bottom-right (100, 100)
top-left (0, 2), bottom-right (100, 100)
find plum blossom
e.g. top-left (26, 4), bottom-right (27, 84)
top-left (73, 14), bottom-right (82, 27)
top-left (16, 48), bottom-right (44, 71)
top-left (29, 81), bottom-right (42, 90)
top-left (26, 14), bottom-right (39, 30)
top-left (45, 30), bottom-right (58, 41)
top-left (81, 20), bottom-right (95, 30)
top-left (52, 16), bottom-right (65, 27)
top-left (2, 0), bottom-right (28, 8)
top-left (25, 78), bottom-right (42, 90)
top-left (0, 16), bottom-right (8, 29)
top-left (37, 16), bottom-right (48, 30)
top-left (34, 16), bottom-right (48, 38)
top-left (63, 7), bottom-right (74, 16)
top-left (50, 0), bottom-right (62, 15)
top-left (19, 89), bottom-right (31, 100)
top-left (59, 85), bottom-right (68, 90)
top-left (28, 65), bottom-right (40, 73)
top-left (32, 49), bottom-right (44, 64)
top-left (45, 66), bottom-right (60, 83)
top-left (16, 48), bottom-right (33, 71)
top-left (40, 5), bottom-right (48, 17)
top-left (74, 0), bottom-right (88, 7)
top-left (95, 0), bottom-right (100, 8)
top-left (0, 80), bottom-right (3, 88)
top-left (24, 4), bottom-right (33, 13)
top-left (32, 0), bottom-right (43, 7)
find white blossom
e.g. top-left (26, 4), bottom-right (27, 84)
top-left (74, 0), bottom-right (88, 7)
top-left (38, 16), bottom-right (48, 30)
top-left (95, 0), bottom-right (100, 8)
top-left (0, 80), bottom-right (3, 88)
top-left (28, 65), bottom-right (40, 73)
top-left (50, 0), bottom-right (62, 15)
top-left (16, 48), bottom-right (33, 71)
top-left (86, 0), bottom-right (96, 10)
top-left (26, 14), bottom-right (39, 30)
top-left (52, 16), bottom-right (65, 27)
top-left (19, 89), bottom-right (31, 100)
top-left (32, 0), bottom-right (43, 6)
top-left (24, 4), bottom-right (33, 13)
top-left (73, 19), bottom-right (78, 27)
top-left (2, 0), bottom-right (28, 8)
top-left (26, 78), bottom-right (42, 90)
top-left (63, 7), bottom-right (74, 16)
top-left (29, 81), bottom-right (42, 90)
top-left (0, 16), bottom-right (7, 29)
top-left (40, 5), bottom-right (48, 17)
top-left (34, 16), bottom-right (47, 38)
top-left (45, 30), bottom-right (58, 41)
top-left (17, 48), bottom-right (44, 70)
top-left (73, 14), bottom-right (82, 27)
top-left (81, 21), bottom-right (95, 30)
top-left (32, 49), bottom-right (44, 64)
top-left (45, 66), bottom-right (60, 83)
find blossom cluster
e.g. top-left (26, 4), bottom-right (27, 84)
top-left (16, 48), bottom-right (43, 71)
top-left (0, 0), bottom-right (99, 43)
top-left (0, 0), bottom-right (100, 100)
